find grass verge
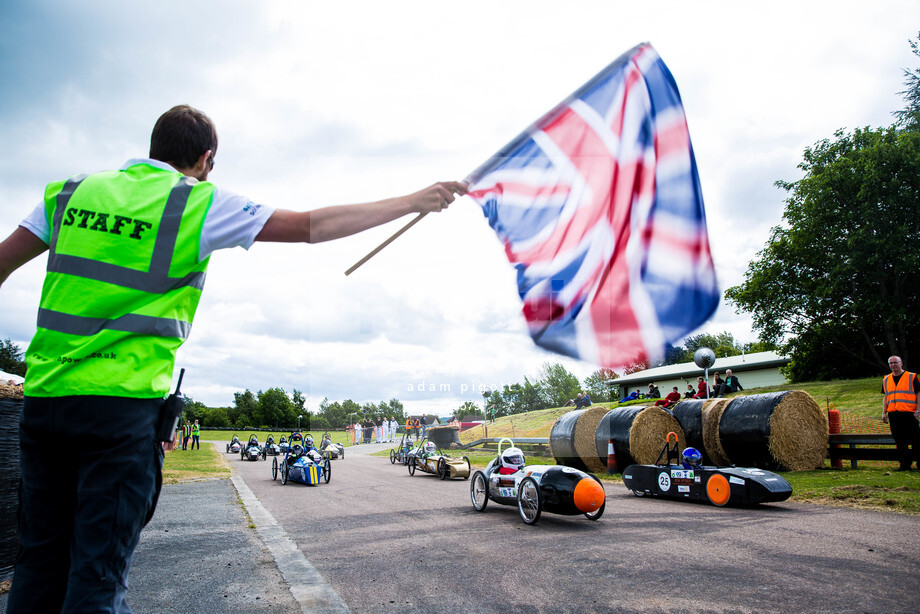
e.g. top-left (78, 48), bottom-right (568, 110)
top-left (162, 442), bottom-right (230, 484)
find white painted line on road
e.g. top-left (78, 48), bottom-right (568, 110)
top-left (230, 472), bottom-right (350, 614)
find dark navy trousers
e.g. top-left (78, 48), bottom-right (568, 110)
top-left (8, 396), bottom-right (163, 614)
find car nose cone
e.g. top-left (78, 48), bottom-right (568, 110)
top-left (573, 477), bottom-right (605, 513)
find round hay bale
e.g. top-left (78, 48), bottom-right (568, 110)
top-left (628, 407), bottom-right (686, 465)
top-left (701, 398), bottom-right (732, 466)
top-left (549, 409), bottom-right (589, 471)
top-left (719, 391), bottom-right (827, 471)
top-left (671, 400), bottom-right (706, 461)
top-left (573, 406), bottom-right (609, 473)
top-left (593, 406), bottom-right (648, 472)
top-left (0, 395), bottom-right (23, 582)
top-left (427, 425), bottom-right (460, 448)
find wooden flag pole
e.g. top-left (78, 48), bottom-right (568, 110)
top-left (344, 212), bottom-right (429, 276)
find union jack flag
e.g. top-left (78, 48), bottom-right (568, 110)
top-left (466, 43), bottom-right (718, 368)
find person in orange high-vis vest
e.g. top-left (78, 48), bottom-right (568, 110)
top-left (882, 356), bottom-right (920, 471)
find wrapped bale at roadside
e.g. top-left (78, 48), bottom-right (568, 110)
top-left (718, 391), bottom-right (827, 471)
top-left (572, 406), bottom-right (611, 473)
top-left (701, 398), bottom-right (732, 466)
top-left (549, 409), bottom-right (589, 471)
top-left (0, 380), bottom-right (24, 582)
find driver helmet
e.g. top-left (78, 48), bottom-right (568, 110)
top-left (231, 436), bottom-right (239, 443)
top-left (305, 435), bottom-right (314, 448)
top-left (267, 435), bottom-right (274, 444)
top-left (291, 444), bottom-right (304, 457)
top-left (424, 441), bottom-right (436, 455)
top-left (250, 436), bottom-right (258, 444)
top-left (681, 447), bottom-right (702, 469)
top-left (500, 446), bottom-right (525, 472)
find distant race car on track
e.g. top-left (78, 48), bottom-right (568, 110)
top-left (407, 438), bottom-right (471, 480)
top-left (241, 434), bottom-right (263, 462)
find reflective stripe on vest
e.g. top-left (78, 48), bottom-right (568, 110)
top-left (25, 164), bottom-right (213, 398)
top-left (884, 371), bottom-right (918, 413)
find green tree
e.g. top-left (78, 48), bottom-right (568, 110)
top-left (583, 368), bottom-right (618, 402)
top-left (385, 398), bottom-right (405, 422)
top-left (232, 389), bottom-right (258, 428)
top-left (501, 377), bottom-right (548, 414)
top-left (182, 397), bottom-right (207, 424)
top-left (201, 405), bottom-right (231, 428)
top-left (894, 32), bottom-right (920, 130)
top-left (485, 389), bottom-right (509, 420)
top-left (454, 400), bottom-right (479, 420)
top-left (0, 338), bottom-right (26, 376)
top-left (725, 125), bottom-right (920, 379)
top-left (681, 332), bottom-right (743, 361)
top-left (537, 362), bottom-right (581, 407)
top-left (258, 387), bottom-right (295, 428)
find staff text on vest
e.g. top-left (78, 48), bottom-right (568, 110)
top-left (63, 207), bottom-right (153, 239)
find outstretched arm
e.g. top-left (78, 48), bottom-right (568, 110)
top-left (255, 181), bottom-right (468, 244)
top-left (0, 227), bottom-right (48, 289)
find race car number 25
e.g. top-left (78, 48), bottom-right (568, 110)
top-left (657, 472), bottom-right (671, 491)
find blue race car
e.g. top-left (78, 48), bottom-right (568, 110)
top-left (271, 432), bottom-right (331, 486)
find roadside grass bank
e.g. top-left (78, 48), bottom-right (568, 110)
top-left (162, 442), bottom-right (230, 484)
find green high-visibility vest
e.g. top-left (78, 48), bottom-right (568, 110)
top-left (25, 162), bottom-right (214, 398)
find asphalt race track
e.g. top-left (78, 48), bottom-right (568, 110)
top-left (220, 441), bottom-right (920, 613)
top-left (4, 441), bottom-right (917, 613)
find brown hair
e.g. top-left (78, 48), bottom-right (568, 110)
top-left (149, 105), bottom-right (218, 169)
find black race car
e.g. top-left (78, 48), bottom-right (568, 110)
top-left (622, 433), bottom-right (792, 507)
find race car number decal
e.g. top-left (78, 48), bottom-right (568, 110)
top-left (657, 472), bottom-right (671, 491)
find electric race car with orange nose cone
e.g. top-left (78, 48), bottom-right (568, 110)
top-left (622, 433), bottom-right (792, 507)
top-left (470, 438), bottom-right (606, 525)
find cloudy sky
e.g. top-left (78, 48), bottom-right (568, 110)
top-left (1, 1), bottom-right (915, 415)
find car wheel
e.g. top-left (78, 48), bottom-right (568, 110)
top-left (517, 476), bottom-right (542, 525)
top-left (408, 457), bottom-right (416, 476)
top-left (706, 473), bottom-right (731, 507)
top-left (437, 458), bottom-right (448, 480)
top-left (470, 471), bottom-right (489, 512)
top-left (272, 457), bottom-right (278, 480)
top-left (340, 448), bottom-right (344, 459)
top-left (463, 457), bottom-right (471, 480)
top-left (324, 459), bottom-right (331, 483)
top-left (390, 449), bottom-right (396, 464)
top-left (631, 489), bottom-right (646, 497)
top-left (280, 460), bottom-right (288, 485)
top-left (584, 477), bottom-right (605, 521)
top-left (262, 449), bottom-right (267, 460)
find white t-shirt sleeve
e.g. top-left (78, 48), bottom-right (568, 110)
top-left (20, 201), bottom-right (51, 244)
top-left (199, 186), bottom-right (274, 260)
